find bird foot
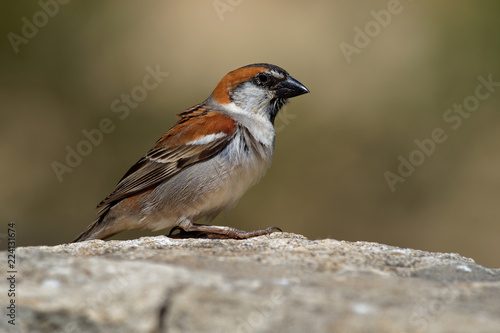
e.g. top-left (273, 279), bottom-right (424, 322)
top-left (167, 224), bottom-right (282, 239)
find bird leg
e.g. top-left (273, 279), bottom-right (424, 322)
top-left (168, 223), bottom-right (281, 239)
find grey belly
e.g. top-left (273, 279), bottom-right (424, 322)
top-left (142, 149), bottom-right (270, 230)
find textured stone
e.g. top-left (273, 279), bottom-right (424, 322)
top-left (2, 233), bottom-right (499, 332)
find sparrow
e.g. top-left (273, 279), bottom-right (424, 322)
top-left (73, 63), bottom-right (309, 242)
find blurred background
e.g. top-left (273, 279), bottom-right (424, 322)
top-left (1, 1), bottom-right (499, 267)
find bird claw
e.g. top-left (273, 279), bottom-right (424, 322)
top-left (167, 225), bottom-right (282, 239)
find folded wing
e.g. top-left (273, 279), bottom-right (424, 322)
top-left (97, 106), bottom-right (237, 211)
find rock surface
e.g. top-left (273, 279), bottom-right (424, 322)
top-left (2, 233), bottom-right (500, 333)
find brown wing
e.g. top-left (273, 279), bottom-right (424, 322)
top-left (97, 107), bottom-right (237, 210)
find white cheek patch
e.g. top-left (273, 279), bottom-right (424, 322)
top-left (186, 132), bottom-right (227, 145)
top-left (223, 102), bottom-right (275, 147)
top-left (223, 102), bottom-right (246, 115)
top-left (225, 102), bottom-right (268, 124)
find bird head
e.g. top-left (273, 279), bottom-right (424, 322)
top-left (211, 63), bottom-right (309, 124)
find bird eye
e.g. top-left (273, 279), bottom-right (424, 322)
top-left (257, 73), bottom-right (268, 84)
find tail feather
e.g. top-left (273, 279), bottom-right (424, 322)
top-left (72, 211), bottom-right (118, 242)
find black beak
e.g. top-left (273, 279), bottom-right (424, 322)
top-left (275, 76), bottom-right (309, 98)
